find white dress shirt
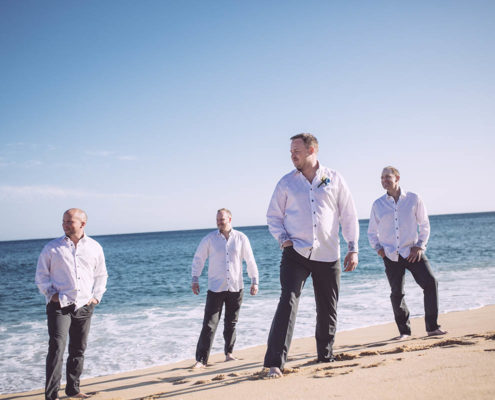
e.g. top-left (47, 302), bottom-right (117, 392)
top-left (191, 229), bottom-right (259, 292)
top-left (267, 165), bottom-right (359, 262)
top-left (35, 235), bottom-right (108, 310)
top-left (367, 189), bottom-right (430, 262)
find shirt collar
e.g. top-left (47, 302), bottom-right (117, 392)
top-left (217, 229), bottom-right (235, 237)
top-left (385, 187), bottom-right (407, 200)
top-left (293, 161), bottom-right (322, 180)
top-left (64, 233), bottom-right (87, 244)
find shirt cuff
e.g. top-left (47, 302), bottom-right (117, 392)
top-left (348, 241), bottom-right (358, 253)
top-left (251, 277), bottom-right (258, 285)
top-left (45, 287), bottom-right (57, 300)
top-left (278, 234), bottom-right (290, 248)
top-left (416, 240), bottom-right (426, 250)
top-left (191, 276), bottom-right (199, 284)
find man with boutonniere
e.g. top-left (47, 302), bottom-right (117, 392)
top-left (191, 208), bottom-right (259, 369)
top-left (368, 166), bottom-right (446, 340)
top-left (263, 133), bottom-right (359, 378)
top-left (35, 208), bottom-right (108, 400)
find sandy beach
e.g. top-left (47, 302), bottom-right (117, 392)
top-left (3, 305), bottom-right (494, 400)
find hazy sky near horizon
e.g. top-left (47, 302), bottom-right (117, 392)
top-left (1, 0), bottom-right (494, 241)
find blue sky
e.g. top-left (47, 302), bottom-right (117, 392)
top-left (1, 0), bottom-right (494, 241)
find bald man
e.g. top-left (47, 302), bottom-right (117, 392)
top-left (36, 208), bottom-right (108, 400)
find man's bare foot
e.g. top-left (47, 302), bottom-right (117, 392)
top-left (267, 367), bottom-right (283, 378)
top-left (72, 393), bottom-right (91, 399)
top-left (192, 361), bottom-right (206, 369)
top-left (396, 334), bottom-right (411, 341)
top-left (225, 353), bottom-right (238, 361)
top-left (427, 328), bottom-right (447, 337)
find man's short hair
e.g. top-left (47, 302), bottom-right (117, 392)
top-left (382, 166), bottom-right (400, 177)
top-left (65, 208), bottom-right (88, 222)
top-left (290, 133), bottom-right (319, 152)
top-left (217, 208), bottom-right (232, 217)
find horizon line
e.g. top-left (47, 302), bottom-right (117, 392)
top-left (1, 210), bottom-right (493, 244)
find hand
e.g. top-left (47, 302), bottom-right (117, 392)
top-left (192, 282), bottom-right (200, 295)
top-left (250, 284), bottom-right (258, 296)
top-left (87, 298), bottom-right (98, 306)
top-left (50, 293), bottom-right (60, 303)
top-left (377, 248), bottom-right (385, 258)
top-left (407, 247), bottom-right (423, 263)
top-left (343, 252), bottom-right (358, 272)
top-left (282, 240), bottom-right (293, 248)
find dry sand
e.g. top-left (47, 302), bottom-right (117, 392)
top-left (3, 305), bottom-right (494, 400)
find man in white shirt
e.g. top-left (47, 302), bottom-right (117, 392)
top-left (191, 208), bottom-right (259, 369)
top-left (368, 166), bottom-right (446, 339)
top-left (35, 208), bottom-right (108, 400)
top-left (264, 133), bottom-right (359, 378)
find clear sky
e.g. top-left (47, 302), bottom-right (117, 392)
top-left (1, 0), bottom-right (494, 241)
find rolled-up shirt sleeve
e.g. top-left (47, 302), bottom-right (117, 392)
top-left (191, 235), bottom-right (209, 281)
top-left (266, 181), bottom-right (290, 248)
top-left (35, 247), bottom-right (57, 302)
top-left (92, 247), bottom-right (108, 302)
top-left (242, 235), bottom-right (259, 285)
top-left (367, 203), bottom-right (383, 251)
top-left (337, 174), bottom-right (359, 253)
top-left (415, 196), bottom-right (430, 249)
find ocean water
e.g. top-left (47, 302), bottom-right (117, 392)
top-left (1, 212), bottom-right (494, 394)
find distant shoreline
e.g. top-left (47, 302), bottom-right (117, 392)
top-left (1, 210), bottom-right (494, 243)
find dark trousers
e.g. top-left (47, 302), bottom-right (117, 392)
top-left (45, 302), bottom-right (94, 400)
top-left (264, 246), bottom-right (340, 369)
top-left (383, 255), bottom-right (440, 335)
top-left (195, 289), bottom-right (243, 364)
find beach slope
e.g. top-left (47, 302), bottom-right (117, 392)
top-left (3, 306), bottom-right (495, 400)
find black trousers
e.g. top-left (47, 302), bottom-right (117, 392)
top-left (264, 246), bottom-right (340, 369)
top-left (195, 289), bottom-right (243, 364)
top-left (45, 302), bottom-right (94, 400)
top-left (383, 255), bottom-right (440, 335)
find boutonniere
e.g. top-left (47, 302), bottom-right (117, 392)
top-left (317, 176), bottom-right (330, 188)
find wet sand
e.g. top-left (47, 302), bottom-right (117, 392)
top-left (3, 305), bottom-right (494, 400)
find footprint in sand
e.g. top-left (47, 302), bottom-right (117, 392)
top-left (362, 360), bottom-right (387, 368)
top-left (359, 350), bottom-right (380, 356)
top-left (172, 379), bottom-right (189, 385)
top-left (193, 379), bottom-right (210, 385)
top-left (334, 353), bottom-right (358, 361)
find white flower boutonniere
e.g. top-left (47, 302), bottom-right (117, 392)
top-left (317, 176), bottom-right (330, 188)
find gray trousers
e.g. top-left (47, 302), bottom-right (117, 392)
top-left (45, 302), bottom-right (94, 400)
top-left (264, 246), bottom-right (340, 369)
top-left (383, 254), bottom-right (440, 335)
top-left (195, 290), bottom-right (244, 364)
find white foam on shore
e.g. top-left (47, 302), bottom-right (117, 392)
top-left (1, 264), bottom-right (494, 395)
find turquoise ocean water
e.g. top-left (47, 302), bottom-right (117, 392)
top-left (1, 212), bottom-right (494, 394)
